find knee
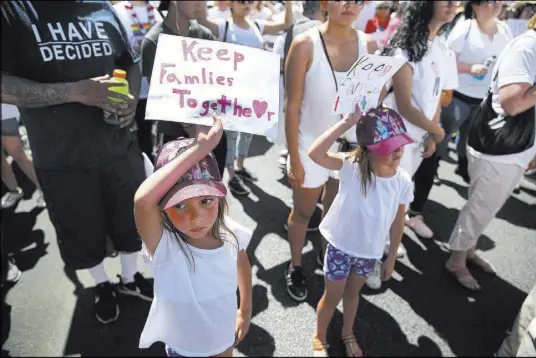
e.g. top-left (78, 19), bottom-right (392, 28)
top-left (8, 147), bottom-right (28, 163)
top-left (290, 206), bottom-right (314, 223)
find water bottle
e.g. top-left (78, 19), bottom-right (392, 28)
top-left (473, 55), bottom-right (497, 81)
top-left (103, 69), bottom-right (130, 125)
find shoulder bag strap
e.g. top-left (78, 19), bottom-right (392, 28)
top-left (223, 20), bottom-right (230, 42)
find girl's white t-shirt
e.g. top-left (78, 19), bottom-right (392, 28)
top-left (320, 159), bottom-right (414, 259)
top-left (383, 37), bottom-right (458, 142)
top-left (139, 217), bottom-right (252, 357)
top-left (216, 18), bottom-right (265, 49)
top-left (448, 19), bottom-right (513, 99)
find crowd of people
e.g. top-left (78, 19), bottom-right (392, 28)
top-left (1, 0), bottom-right (535, 357)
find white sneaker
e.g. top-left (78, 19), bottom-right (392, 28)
top-left (384, 242), bottom-right (406, 258)
top-left (279, 148), bottom-right (289, 157)
top-left (365, 261), bottom-right (382, 290)
top-left (1, 188), bottom-right (24, 209)
top-left (7, 258), bottom-right (22, 284)
top-left (35, 190), bottom-right (46, 208)
top-left (405, 214), bottom-right (434, 239)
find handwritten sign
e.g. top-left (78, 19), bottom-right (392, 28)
top-left (506, 19), bottom-right (528, 38)
top-left (332, 54), bottom-right (406, 114)
top-left (146, 34), bottom-right (280, 136)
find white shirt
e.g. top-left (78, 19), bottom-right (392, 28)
top-left (208, 7), bottom-right (230, 20)
top-left (383, 37), bottom-right (458, 142)
top-left (216, 18), bottom-right (265, 49)
top-left (320, 160), bottom-right (413, 259)
top-left (353, 1), bottom-right (376, 32)
top-left (114, 2), bottom-right (162, 99)
top-left (2, 104), bottom-right (19, 121)
top-left (468, 30), bottom-right (536, 168)
top-left (448, 19), bottom-right (512, 99)
top-left (250, 6), bottom-right (273, 21)
top-left (139, 217), bottom-right (252, 356)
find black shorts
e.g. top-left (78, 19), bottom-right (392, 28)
top-left (36, 145), bottom-right (146, 270)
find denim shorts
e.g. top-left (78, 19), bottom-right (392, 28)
top-left (323, 244), bottom-right (377, 281)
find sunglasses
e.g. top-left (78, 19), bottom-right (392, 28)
top-left (235, 0), bottom-right (254, 4)
top-left (333, 1), bottom-right (366, 5)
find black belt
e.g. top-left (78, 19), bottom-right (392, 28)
top-left (452, 90), bottom-right (483, 106)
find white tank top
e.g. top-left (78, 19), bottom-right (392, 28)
top-left (298, 28), bottom-right (368, 150)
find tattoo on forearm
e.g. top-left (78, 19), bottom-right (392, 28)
top-left (1, 74), bottom-right (71, 108)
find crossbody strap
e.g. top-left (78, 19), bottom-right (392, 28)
top-left (223, 20), bottom-right (230, 42)
top-left (318, 30), bottom-right (343, 122)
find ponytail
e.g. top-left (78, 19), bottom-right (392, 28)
top-left (464, 2), bottom-right (474, 20)
top-left (349, 146), bottom-right (376, 198)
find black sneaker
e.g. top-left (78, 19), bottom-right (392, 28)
top-left (117, 273), bottom-right (153, 302)
top-left (455, 156), bottom-right (470, 183)
top-left (228, 177), bottom-right (250, 196)
top-left (285, 266), bottom-right (308, 302)
top-left (316, 249), bottom-right (324, 268)
top-left (94, 282), bottom-right (120, 324)
top-left (235, 168), bottom-right (257, 182)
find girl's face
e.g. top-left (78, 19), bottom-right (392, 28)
top-left (433, 1), bottom-right (459, 24)
top-left (474, 1), bottom-right (503, 20)
top-left (231, 0), bottom-right (254, 17)
top-left (372, 146), bottom-right (405, 168)
top-left (165, 196), bottom-right (220, 239)
top-left (323, 1), bottom-right (364, 27)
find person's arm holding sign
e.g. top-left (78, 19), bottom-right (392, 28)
top-left (262, 1), bottom-right (294, 35)
top-left (391, 63), bottom-right (445, 143)
top-left (284, 34), bottom-right (312, 188)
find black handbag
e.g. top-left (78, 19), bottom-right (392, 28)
top-left (467, 74), bottom-right (535, 156)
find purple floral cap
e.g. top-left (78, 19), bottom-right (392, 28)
top-left (355, 107), bottom-right (416, 155)
top-left (155, 138), bottom-right (227, 210)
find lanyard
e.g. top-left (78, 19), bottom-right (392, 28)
top-left (124, 1), bottom-right (156, 37)
top-left (319, 30), bottom-right (344, 120)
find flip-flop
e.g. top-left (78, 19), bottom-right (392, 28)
top-left (342, 335), bottom-right (363, 357)
top-left (312, 337), bottom-right (329, 357)
top-left (467, 255), bottom-right (497, 275)
top-left (445, 266), bottom-right (482, 291)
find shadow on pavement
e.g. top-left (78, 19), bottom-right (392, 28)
top-left (62, 285), bottom-right (162, 357)
top-left (247, 136), bottom-right (274, 159)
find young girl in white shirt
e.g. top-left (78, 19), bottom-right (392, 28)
top-left (135, 116), bottom-right (253, 357)
top-left (308, 107), bottom-right (415, 357)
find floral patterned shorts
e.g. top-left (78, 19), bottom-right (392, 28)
top-left (323, 244), bottom-right (377, 281)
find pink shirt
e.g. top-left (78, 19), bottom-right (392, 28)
top-left (383, 15), bottom-right (401, 47)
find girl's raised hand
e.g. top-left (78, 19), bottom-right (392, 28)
top-left (342, 103), bottom-right (362, 126)
top-left (196, 114), bottom-right (223, 150)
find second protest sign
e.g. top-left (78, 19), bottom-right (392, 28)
top-left (146, 34), bottom-right (280, 136)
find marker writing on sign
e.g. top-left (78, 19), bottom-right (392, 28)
top-left (171, 89), bottom-right (275, 121)
top-left (343, 55), bottom-right (393, 82)
top-left (159, 63), bottom-right (235, 87)
top-left (181, 39), bottom-right (245, 71)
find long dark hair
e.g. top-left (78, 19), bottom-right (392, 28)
top-left (347, 146), bottom-right (375, 198)
top-left (162, 197), bottom-right (238, 271)
top-left (383, 1), bottom-right (436, 63)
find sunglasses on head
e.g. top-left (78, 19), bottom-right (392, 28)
top-left (333, 0), bottom-right (366, 5)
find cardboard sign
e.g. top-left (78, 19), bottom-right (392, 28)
top-left (332, 54), bottom-right (406, 114)
top-left (146, 34), bottom-right (280, 136)
top-left (506, 19), bottom-right (528, 38)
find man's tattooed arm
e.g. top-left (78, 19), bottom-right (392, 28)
top-left (1, 73), bottom-right (75, 108)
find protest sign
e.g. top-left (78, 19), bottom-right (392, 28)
top-left (146, 34), bottom-right (280, 136)
top-left (506, 19), bottom-right (528, 38)
top-left (332, 54), bottom-right (406, 115)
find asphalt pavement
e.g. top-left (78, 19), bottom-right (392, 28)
top-left (2, 136), bottom-right (535, 357)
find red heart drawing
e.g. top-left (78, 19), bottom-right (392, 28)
top-left (252, 100), bottom-right (268, 118)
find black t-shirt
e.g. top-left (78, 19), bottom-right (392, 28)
top-left (1, 1), bottom-right (139, 169)
top-left (141, 20), bottom-right (214, 136)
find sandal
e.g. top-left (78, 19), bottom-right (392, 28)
top-left (312, 337), bottom-right (329, 357)
top-left (445, 265), bottom-right (481, 291)
top-left (467, 255), bottom-right (497, 275)
top-left (342, 335), bottom-right (363, 357)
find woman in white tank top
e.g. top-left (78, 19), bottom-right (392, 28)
top-left (283, 0), bottom-right (376, 315)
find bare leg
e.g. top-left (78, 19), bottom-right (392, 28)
top-left (1, 151), bottom-right (19, 191)
top-left (3, 136), bottom-right (41, 189)
top-left (341, 272), bottom-right (367, 357)
top-left (214, 346), bottom-right (233, 357)
top-left (315, 277), bottom-right (347, 344)
top-left (288, 185), bottom-right (323, 267)
top-left (320, 177), bottom-right (339, 254)
top-left (236, 157), bottom-right (245, 170)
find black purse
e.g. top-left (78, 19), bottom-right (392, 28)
top-left (467, 72), bottom-right (535, 156)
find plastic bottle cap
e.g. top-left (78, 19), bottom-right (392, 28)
top-left (113, 69), bottom-right (127, 79)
